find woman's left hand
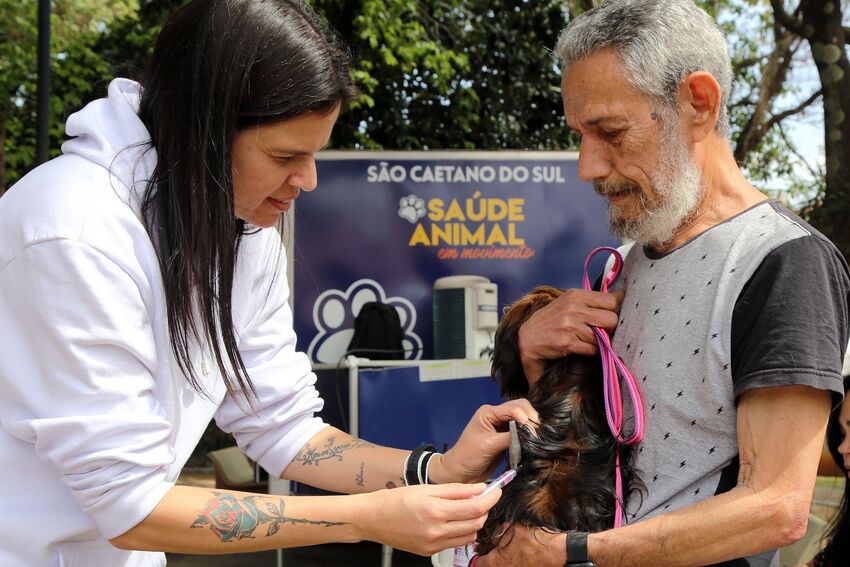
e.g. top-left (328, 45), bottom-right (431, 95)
top-left (429, 399), bottom-right (538, 484)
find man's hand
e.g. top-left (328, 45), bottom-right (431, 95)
top-left (430, 399), bottom-right (539, 484)
top-left (474, 525), bottom-right (566, 566)
top-left (518, 288), bottom-right (623, 384)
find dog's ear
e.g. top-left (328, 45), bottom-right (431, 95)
top-left (492, 301), bottom-right (528, 399)
top-left (492, 286), bottom-right (564, 399)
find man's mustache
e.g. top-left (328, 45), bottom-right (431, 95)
top-left (593, 179), bottom-right (641, 197)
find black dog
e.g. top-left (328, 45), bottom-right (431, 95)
top-left (475, 286), bottom-right (641, 556)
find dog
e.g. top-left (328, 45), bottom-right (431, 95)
top-left (475, 286), bottom-right (641, 556)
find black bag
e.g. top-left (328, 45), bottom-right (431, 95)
top-left (346, 302), bottom-right (404, 360)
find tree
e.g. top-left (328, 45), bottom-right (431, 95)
top-left (4, 0), bottom-right (844, 258)
top-left (0, 0), bottom-right (39, 194)
top-left (320, 1), bottom-right (829, 179)
top-left (315, 0), bottom-right (575, 150)
top-left (770, 0), bottom-right (850, 258)
top-left (0, 0), bottom-right (139, 194)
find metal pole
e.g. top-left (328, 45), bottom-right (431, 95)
top-left (36, 0), bottom-right (51, 165)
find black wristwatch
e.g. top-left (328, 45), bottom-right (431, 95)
top-left (565, 531), bottom-right (597, 566)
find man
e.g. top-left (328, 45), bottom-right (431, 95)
top-left (478, 1), bottom-right (850, 566)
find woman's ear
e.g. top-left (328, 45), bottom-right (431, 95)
top-left (678, 71), bottom-right (722, 144)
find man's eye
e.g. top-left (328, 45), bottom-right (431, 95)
top-left (602, 129), bottom-right (622, 139)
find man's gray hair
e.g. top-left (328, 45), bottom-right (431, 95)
top-left (555, 0), bottom-right (733, 135)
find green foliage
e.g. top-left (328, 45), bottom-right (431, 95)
top-left (316, 0), bottom-right (575, 150)
top-left (6, 34), bottom-right (112, 182)
top-left (1, 0), bottom-right (140, 188)
top-left (708, 0), bottom-right (822, 202)
top-left (2, 0), bottom-right (834, 218)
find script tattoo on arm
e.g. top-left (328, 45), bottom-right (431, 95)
top-left (355, 461), bottom-right (365, 488)
top-left (190, 492), bottom-right (348, 542)
top-left (292, 436), bottom-right (376, 466)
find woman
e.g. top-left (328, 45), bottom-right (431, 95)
top-left (807, 377), bottom-right (849, 567)
top-left (0, 1), bottom-right (535, 565)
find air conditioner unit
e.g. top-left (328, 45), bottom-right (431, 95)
top-left (432, 275), bottom-right (498, 360)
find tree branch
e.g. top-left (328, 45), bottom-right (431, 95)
top-left (733, 32), bottom-right (800, 162)
top-left (844, 26), bottom-right (850, 45)
top-left (769, 0), bottom-right (805, 36)
top-left (763, 89), bottom-right (822, 133)
top-left (777, 121), bottom-right (823, 182)
top-left (729, 96), bottom-right (756, 110)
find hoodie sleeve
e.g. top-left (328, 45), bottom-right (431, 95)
top-left (213, 230), bottom-right (328, 479)
top-left (0, 238), bottom-right (174, 539)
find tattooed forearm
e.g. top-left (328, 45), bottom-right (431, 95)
top-left (355, 461), bottom-right (365, 488)
top-left (190, 492), bottom-right (348, 542)
top-left (293, 436), bottom-right (376, 466)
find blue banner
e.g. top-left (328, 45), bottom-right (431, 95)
top-left (293, 151), bottom-right (614, 363)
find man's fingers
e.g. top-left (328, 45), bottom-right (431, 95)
top-left (568, 339), bottom-right (598, 357)
top-left (558, 288), bottom-right (622, 310)
top-left (584, 306), bottom-right (621, 332)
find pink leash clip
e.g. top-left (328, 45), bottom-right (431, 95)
top-left (583, 247), bottom-right (645, 528)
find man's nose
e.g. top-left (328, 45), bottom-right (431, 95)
top-left (577, 137), bottom-right (612, 182)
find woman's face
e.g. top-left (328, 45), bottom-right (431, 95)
top-left (231, 105), bottom-right (341, 228)
top-left (838, 395), bottom-right (850, 475)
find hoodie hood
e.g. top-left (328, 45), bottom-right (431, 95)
top-left (61, 78), bottom-right (156, 211)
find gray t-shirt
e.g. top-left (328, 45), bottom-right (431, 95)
top-left (609, 201), bottom-right (848, 566)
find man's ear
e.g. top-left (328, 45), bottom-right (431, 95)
top-left (678, 71), bottom-right (722, 143)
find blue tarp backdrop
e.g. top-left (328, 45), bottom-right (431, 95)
top-left (292, 151), bottom-right (615, 363)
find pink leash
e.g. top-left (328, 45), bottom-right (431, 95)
top-left (583, 247), bottom-right (645, 528)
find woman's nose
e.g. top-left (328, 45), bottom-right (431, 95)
top-left (839, 436), bottom-right (850, 457)
top-left (298, 157), bottom-right (318, 192)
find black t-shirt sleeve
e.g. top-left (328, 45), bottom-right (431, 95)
top-left (731, 235), bottom-right (850, 398)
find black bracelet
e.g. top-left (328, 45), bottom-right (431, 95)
top-left (404, 443), bottom-right (437, 485)
top-left (565, 531), bottom-right (595, 566)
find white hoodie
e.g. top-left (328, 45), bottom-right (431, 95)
top-left (0, 79), bottom-right (327, 566)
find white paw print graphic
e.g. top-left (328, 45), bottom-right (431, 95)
top-left (307, 279), bottom-right (423, 363)
top-left (397, 194), bottom-right (426, 224)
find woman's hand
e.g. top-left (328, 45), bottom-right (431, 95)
top-left (360, 483), bottom-right (500, 556)
top-left (430, 399), bottom-right (539, 484)
top-left (518, 288), bottom-right (623, 384)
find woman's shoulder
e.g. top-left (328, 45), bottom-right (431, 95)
top-left (0, 154), bottom-right (152, 269)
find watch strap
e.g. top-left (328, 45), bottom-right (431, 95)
top-left (565, 531), bottom-right (595, 566)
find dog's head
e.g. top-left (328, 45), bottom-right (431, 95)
top-left (478, 287), bottom-right (637, 555)
top-left (491, 285), bottom-right (564, 400)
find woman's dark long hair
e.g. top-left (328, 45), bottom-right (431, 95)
top-left (137, 0), bottom-right (357, 405)
top-left (822, 378), bottom-right (850, 563)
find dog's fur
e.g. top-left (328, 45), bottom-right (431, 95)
top-left (476, 286), bottom-right (639, 555)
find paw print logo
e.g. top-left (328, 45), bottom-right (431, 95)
top-left (397, 194), bottom-right (426, 224)
top-left (307, 278), bottom-right (423, 363)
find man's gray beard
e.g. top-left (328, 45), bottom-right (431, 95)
top-left (606, 124), bottom-right (703, 247)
